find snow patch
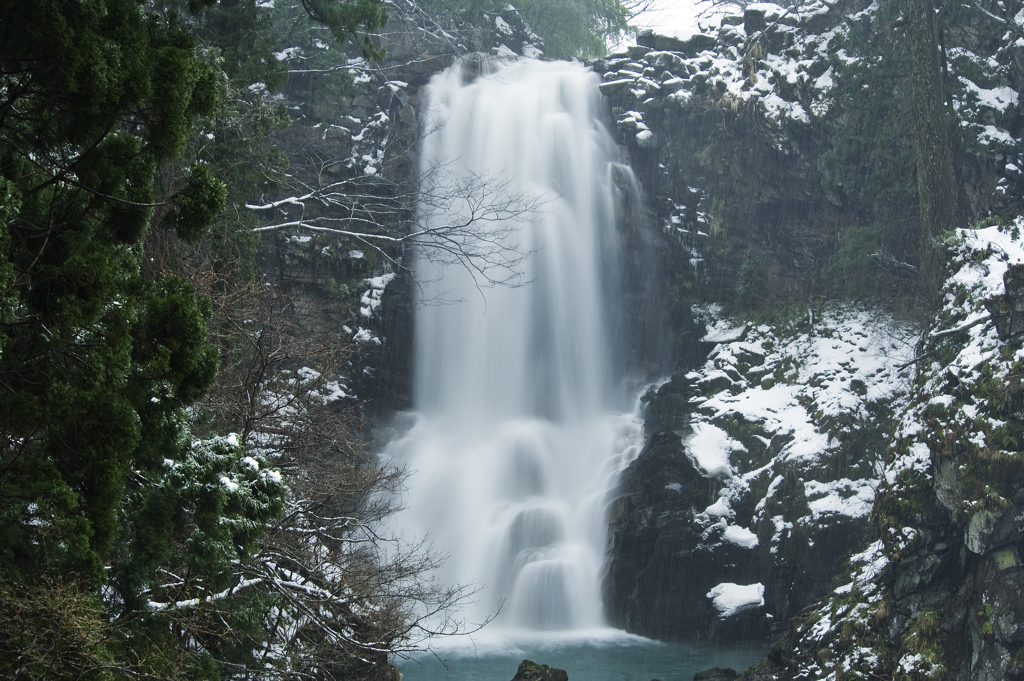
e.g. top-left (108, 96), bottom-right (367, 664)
top-left (723, 525), bottom-right (759, 548)
top-left (685, 423), bottom-right (742, 479)
top-left (707, 582), bottom-right (765, 617)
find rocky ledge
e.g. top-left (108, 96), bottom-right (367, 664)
top-left (604, 303), bottom-right (913, 641)
top-left (743, 224), bottom-right (1024, 681)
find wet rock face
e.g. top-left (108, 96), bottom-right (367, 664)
top-left (988, 263), bottom-right (1024, 339)
top-left (694, 668), bottom-right (739, 681)
top-left (594, 11), bottom-right (851, 309)
top-left (358, 267), bottom-right (415, 413)
top-left (603, 307), bottom-right (911, 643)
top-left (591, 0), bottom-right (1024, 670)
top-left (604, 374), bottom-right (874, 642)
top-left (593, 0), bottom-right (1018, 314)
top-left (635, 28), bottom-right (717, 56)
top-left (603, 427), bottom-right (747, 639)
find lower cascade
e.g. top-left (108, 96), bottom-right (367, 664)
top-left (385, 57), bottom-right (644, 633)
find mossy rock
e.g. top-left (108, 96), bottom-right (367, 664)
top-left (511, 660), bottom-right (568, 681)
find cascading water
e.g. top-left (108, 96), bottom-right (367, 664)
top-left (385, 57), bottom-right (645, 635)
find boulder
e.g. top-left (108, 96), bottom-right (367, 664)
top-left (511, 660), bottom-right (568, 681)
top-left (693, 667), bottom-right (739, 680)
top-left (1004, 263), bottom-right (1024, 307)
top-left (743, 8), bottom-right (767, 34)
top-left (603, 321), bottom-right (886, 642)
top-left (602, 422), bottom-right (760, 639)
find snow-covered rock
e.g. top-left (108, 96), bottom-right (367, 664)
top-left (746, 223), bottom-right (1024, 679)
top-left (604, 305), bottom-right (913, 641)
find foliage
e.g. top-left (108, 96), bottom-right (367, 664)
top-left (269, 0), bottom-right (362, 120)
top-left (193, 0), bottom-right (290, 91)
top-left (416, 0), bottom-right (632, 58)
top-left (107, 433), bottom-right (289, 677)
top-left (0, 0), bottom-right (248, 678)
top-left (697, 0), bottom-right (802, 9)
top-left (734, 248), bottom-right (770, 306)
top-left (0, 575), bottom-right (115, 681)
top-left (1, 0), bottom-right (471, 678)
top-left (816, 2), bottom-right (918, 302)
top-left (516, 0), bottom-right (631, 58)
top-left (191, 283), bottom-right (474, 679)
top-left (0, 0), bottom-right (223, 583)
top-left (301, 0), bottom-right (390, 58)
top-left (164, 163), bottom-right (231, 244)
top-left (896, 0), bottom-right (959, 295)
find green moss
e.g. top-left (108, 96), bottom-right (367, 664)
top-left (873, 466), bottom-right (936, 537)
top-left (735, 249), bottom-right (770, 305)
top-left (900, 610), bottom-right (949, 680)
top-left (993, 549), bottom-right (1018, 571)
top-left (953, 287), bottom-right (969, 307)
top-left (922, 401), bottom-right (949, 419)
top-left (774, 356), bottom-right (801, 383)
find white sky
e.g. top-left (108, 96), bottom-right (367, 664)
top-left (628, 0), bottom-right (731, 38)
top-left (606, 0), bottom-right (726, 52)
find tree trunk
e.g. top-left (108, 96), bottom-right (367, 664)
top-left (901, 0), bottom-right (958, 296)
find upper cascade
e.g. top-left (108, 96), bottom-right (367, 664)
top-left (413, 57), bottom-right (629, 426)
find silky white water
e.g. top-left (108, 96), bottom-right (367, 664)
top-left (385, 57), bottom-right (644, 636)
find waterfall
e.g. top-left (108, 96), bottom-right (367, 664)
top-left (385, 58), bottom-right (643, 634)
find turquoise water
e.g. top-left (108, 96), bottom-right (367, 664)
top-left (398, 630), bottom-right (766, 681)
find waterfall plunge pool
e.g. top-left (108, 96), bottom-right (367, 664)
top-left (398, 631), bottom-right (766, 681)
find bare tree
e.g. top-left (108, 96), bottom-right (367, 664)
top-left (167, 284), bottom-right (484, 681)
top-left (696, 0), bottom-right (803, 14)
top-left (249, 0), bottom-right (570, 296)
top-left (248, 162), bottom-right (540, 288)
top-left (244, 84), bottom-right (546, 290)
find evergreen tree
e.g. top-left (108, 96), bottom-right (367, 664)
top-left (0, 0), bottom-right (224, 584)
top-left (1, 0), bottom-right (469, 677)
top-left (898, 0), bottom-right (959, 295)
top-left (515, 0), bottom-right (631, 58)
top-left (818, 0), bottom-right (919, 300)
top-left (0, 1), bottom-right (266, 677)
top-left (415, 0), bottom-right (632, 58)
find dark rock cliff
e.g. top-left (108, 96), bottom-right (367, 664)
top-left (603, 309), bottom-right (906, 643)
top-left (596, 0), bottom-right (1024, 654)
top-left (743, 228), bottom-right (1024, 681)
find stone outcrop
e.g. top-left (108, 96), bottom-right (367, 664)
top-left (741, 226), bottom-right (1024, 681)
top-left (597, 0), bottom-right (1024, 651)
top-left (511, 660), bottom-right (569, 681)
top-left (592, 0), bottom-right (1020, 314)
top-left (987, 263), bottom-right (1024, 339)
top-left (604, 307), bottom-right (910, 642)
top-left (594, 3), bottom-right (858, 309)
